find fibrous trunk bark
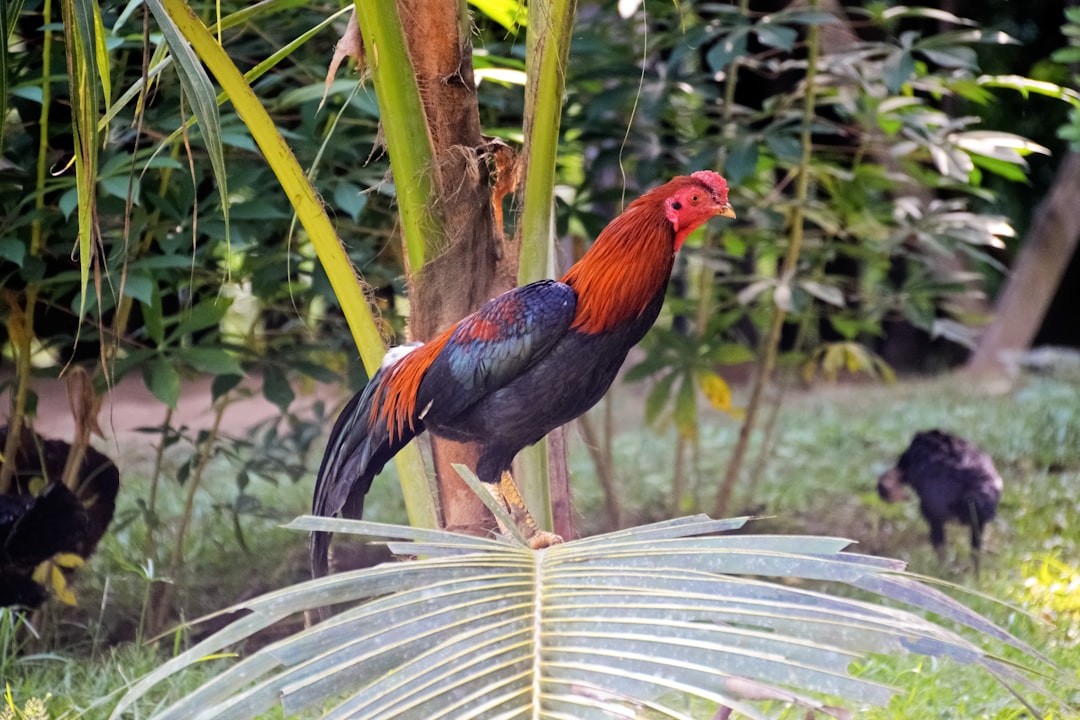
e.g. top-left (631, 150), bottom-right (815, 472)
top-left (398, 0), bottom-right (518, 534)
top-left (965, 152), bottom-right (1080, 377)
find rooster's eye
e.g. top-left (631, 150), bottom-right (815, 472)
top-left (689, 193), bottom-right (701, 205)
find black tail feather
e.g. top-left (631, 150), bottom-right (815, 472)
top-left (1, 483), bottom-right (87, 572)
top-left (310, 369), bottom-right (422, 579)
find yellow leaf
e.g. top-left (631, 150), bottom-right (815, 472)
top-left (822, 343), bottom-right (845, 381)
top-left (699, 371), bottom-right (732, 411)
top-left (51, 566), bottom-right (77, 606)
top-left (53, 553), bottom-right (85, 569)
top-left (878, 359), bottom-right (897, 384)
top-left (843, 342), bottom-right (874, 373)
top-left (32, 563), bottom-right (49, 585)
top-left (844, 344), bottom-right (860, 372)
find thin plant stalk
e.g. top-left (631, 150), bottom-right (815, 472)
top-left (744, 311), bottom-right (811, 506)
top-left (142, 406), bottom-right (175, 566)
top-left (577, 406), bottom-right (621, 530)
top-left (0, 0), bottom-right (54, 493)
top-left (151, 397), bottom-right (227, 634)
top-left (715, 8), bottom-right (820, 517)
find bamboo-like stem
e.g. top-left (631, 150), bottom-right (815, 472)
top-left (715, 6), bottom-right (820, 517)
top-left (351, 0), bottom-right (439, 274)
top-left (155, 0), bottom-right (438, 530)
top-left (512, 0), bottom-right (579, 531)
top-left (518, 0), bottom-right (577, 287)
top-left (0, 0), bottom-right (53, 493)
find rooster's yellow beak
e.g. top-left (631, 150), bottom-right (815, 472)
top-left (718, 204), bottom-right (736, 219)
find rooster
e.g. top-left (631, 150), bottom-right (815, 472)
top-left (312, 171), bottom-right (735, 576)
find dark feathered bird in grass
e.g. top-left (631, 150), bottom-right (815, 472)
top-left (878, 429), bottom-right (1003, 576)
top-left (312, 172), bottom-right (735, 576)
top-left (0, 483), bottom-right (87, 607)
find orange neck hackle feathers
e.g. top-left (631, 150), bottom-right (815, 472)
top-left (562, 172), bottom-right (732, 334)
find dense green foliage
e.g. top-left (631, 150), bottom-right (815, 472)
top-left (1, 0), bottom-right (1078, 716)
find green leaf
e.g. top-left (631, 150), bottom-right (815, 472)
top-left (0, 238), bottom-right (26, 267)
top-left (211, 373), bottom-right (243, 403)
top-left (829, 316), bottom-right (862, 340)
top-left (469, 0), bottom-right (527, 32)
top-left (262, 364), bottom-right (294, 412)
top-left (712, 343), bottom-right (756, 365)
top-left (121, 273), bottom-right (154, 305)
top-left (800, 280), bottom-right (846, 307)
top-left (724, 135), bottom-right (759, 186)
top-left (146, 355), bottom-right (181, 408)
top-left (61, 0), bottom-right (104, 324)
top-left (1051, 46), bottom-right (1080, 64)
top-left (763, 129), bottom-right (802, 162)
top-left (918, 45), bottom-right (977, 70)
top-left (143, 283), bottom-right (165, 347)
top-left (644, 370), bottom-right (678, 425)
top-left (771, 10), bottom-right (840, 25)
top-left (970, 154), bottom-right (1029, 182)
top-left (706, 28), bottom-right (749, 73)
top-left (623, 350), bottom-right (672, 383)
top-left (291, 361), bottom-right (341, 384)
top-left (673, 373), bottom-right (698, 438)
top-left (722, 233), bottom-right (747, 257)
top-left (880, 6), bottom-right (978, 26)
top-left (883, 49), bottom-right (915, 93)
top-left (171, 297), bottom-right (231, 340)
top-left (754, 22), bottom-right (798, 51)
top-left (332, 181), bottom-right (367, 223)
top-left (176, 347), bottom-right (245, 377)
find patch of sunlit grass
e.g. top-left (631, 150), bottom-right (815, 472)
top-left (1018, 555), bottom-right (1080, 638)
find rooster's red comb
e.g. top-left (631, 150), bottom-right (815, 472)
top-left (690, 170), bottom-right (729, 204)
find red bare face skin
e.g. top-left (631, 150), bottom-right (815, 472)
top-left (663, 171), bottom-right (736, 250)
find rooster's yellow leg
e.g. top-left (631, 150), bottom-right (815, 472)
top-left (483, 471), bottom-right (564, 549)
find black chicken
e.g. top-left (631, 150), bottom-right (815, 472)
top-left (0, 483), bottom-right (88, 606)
top-left (878, 429), bottom-right (1003, 576)
top-left (0, 426), bottom-right (119, 607)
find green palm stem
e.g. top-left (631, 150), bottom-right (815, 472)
top-left (512, 0), bottom-right (579, 532)
top-left (350, 1), bottom-right (439, 274)
top-left (715, 6), bottom-right (820, 517)
top-left (157, 0), bottom-right (438, 530)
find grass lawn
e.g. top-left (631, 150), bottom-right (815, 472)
top-left (2, 372), bottom-right (1078, 719)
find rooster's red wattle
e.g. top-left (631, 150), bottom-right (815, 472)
top-left (311, 171), bottom-right (735, 575)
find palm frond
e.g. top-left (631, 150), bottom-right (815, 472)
top-left (111, 516), bottom-right (1063, 719)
